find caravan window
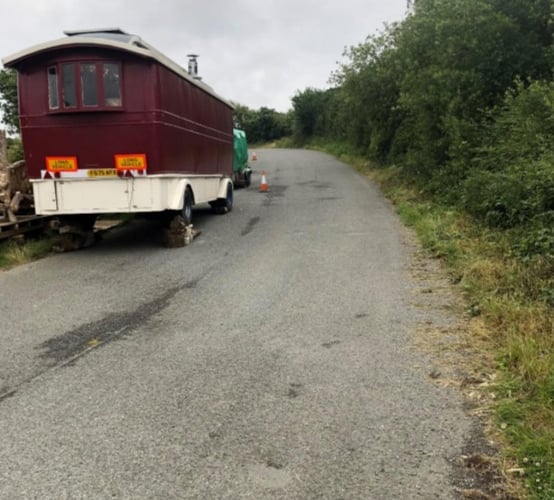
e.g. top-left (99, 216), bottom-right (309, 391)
top-left (47, 66), bottom-right (59, 109)
top-left (103, 63), bottom-right (122, 107)
top-left (62, 63), bottom-right (77, 108)
top-left (81, 63), bottom-right (98, 106)
top-left (47, 61), bottom-right (122, 111)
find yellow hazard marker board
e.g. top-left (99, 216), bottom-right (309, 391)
top-left (114, 154), bottom-right (147, 170)
top-left (45, 156), bottom-right (78, 172)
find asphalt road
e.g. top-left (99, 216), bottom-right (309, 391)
top-left (0, 149), bottom-right (471, 499)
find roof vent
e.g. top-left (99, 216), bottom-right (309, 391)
top-left (64, 28), bottom-right (129, 36)
top-left (187, 54), bottom-right (202, 80)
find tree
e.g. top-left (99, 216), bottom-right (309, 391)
top-left (291, 87), bottom-right (337, 139)
top-left (392, 0), bottom-right (553, 175)
top-left (331, 24), bottom-right (403, 159)
top-left (232, 102), bottom-right (255, 131)
top-left (232, 102), bottom-right (291, 144)
top-left (0, 68), bottom-right (19, 134)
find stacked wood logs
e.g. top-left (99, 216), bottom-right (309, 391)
top-left (0, 130), bottom-right (33, 222)
top-left (162, 215), bottom-right (200, 248)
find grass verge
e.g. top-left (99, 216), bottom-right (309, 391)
top-left (0, 214), bottom-right (134, 271)
top-left (310, 140), bottom-right (553, 499)
top-left (0, 236), bottom-right (53, 270)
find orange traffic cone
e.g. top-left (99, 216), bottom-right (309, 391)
top-left (260, 170), bottom-right (268, 192)
top-left (252, 151), bottom-right (257, 161)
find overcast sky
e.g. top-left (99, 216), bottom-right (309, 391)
top-left (1, 0), bottom-right (407, 112)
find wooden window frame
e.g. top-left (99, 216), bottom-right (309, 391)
top-left (47, 60), bottom-right (123, 113)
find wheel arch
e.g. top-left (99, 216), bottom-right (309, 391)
top-left (176, 181), bottom-right (195, 209)
top-left (217, 177), bottom-right (233, 199)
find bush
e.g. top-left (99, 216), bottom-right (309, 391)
top-left (462, 80), bottom-right (554, 262)
top-left (463, 160), bottom-right (554, 229)
top-left (7, 137), bottom-right (24, 163)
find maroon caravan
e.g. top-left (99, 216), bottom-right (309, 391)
top-left (2, 28), bottom-right (234, 233)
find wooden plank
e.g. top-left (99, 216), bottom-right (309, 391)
top-left (0, 215), bottom-right (53, 242)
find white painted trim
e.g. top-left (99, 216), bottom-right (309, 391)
top-left (30, 175), bottom-right (230, 215)
top-left (217, 178), bottom-right (233, 199)
top-left (40, 169), bottom-right (147, 179)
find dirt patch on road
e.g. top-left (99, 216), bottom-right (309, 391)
top-left (37, 285), bottom-right (184, 365)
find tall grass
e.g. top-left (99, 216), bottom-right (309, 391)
top-left (0, 238), bottom-right (52, 269)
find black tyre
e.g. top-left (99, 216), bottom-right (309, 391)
top-left (79, 214), bottom-right (97, 231)
top-left (244, 172), bottom-right (251, 188)
top-left (61, 214), bottom-right (97, 231)
top-left (223, 182), bottom-right (233, 212)
top-left (210, 182), bottom-right (233, 214)
top-left (182, 187), bottom-right (193, 225)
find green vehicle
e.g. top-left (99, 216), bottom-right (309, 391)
top-left (233, 129), bottom-right (252, 188)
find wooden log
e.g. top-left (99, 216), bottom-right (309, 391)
top-left (0, 168), bottom-right (10, 221)
top-left (162, 215), bottom-right (200, 248)
top-left (52, 230), bottom-right (96, 252)
top-left (0, 160), bottom-right (33, 219)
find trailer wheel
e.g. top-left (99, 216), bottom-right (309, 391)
top-left (210, 183), bottom-right (233, 214)
top-left (61, 214), bottom-right (97, 231)
top-left (224, 182), bottom-right (234, 212)
top-left (244, 172), bottom-right (251, 188)
top-left (182, 187), bottom-right (193, 225)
